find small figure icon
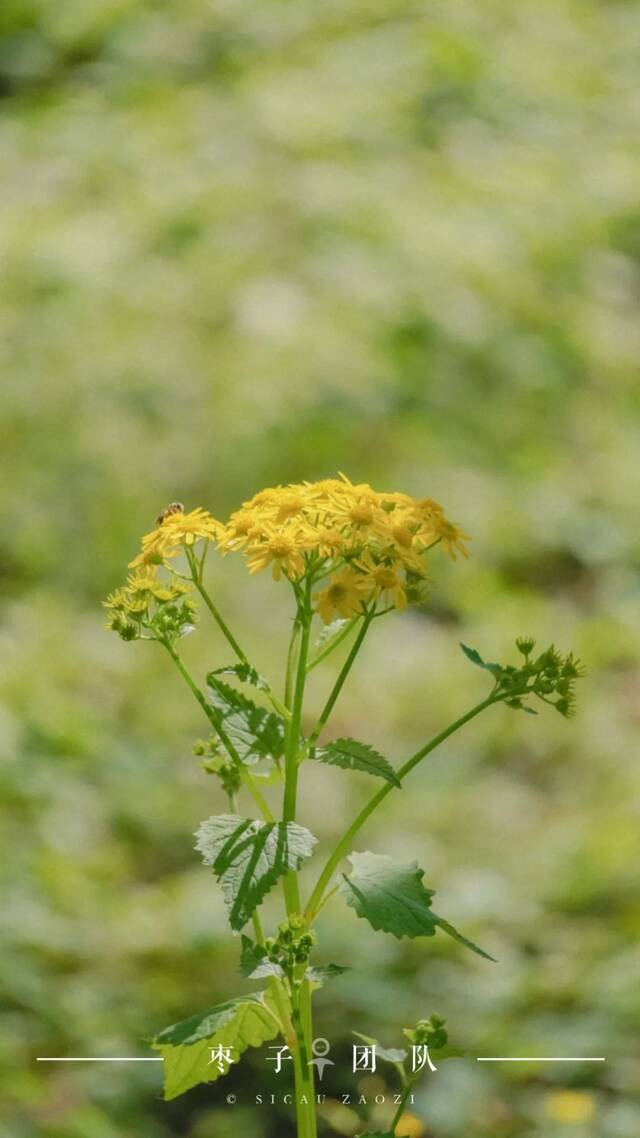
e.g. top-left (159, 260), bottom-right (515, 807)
top-left (308, 1037), bottom-right (335, 1082)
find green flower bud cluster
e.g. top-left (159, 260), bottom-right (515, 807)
top-left (403, 1014), bottom-right (447, 1051)
top-left (263, 916), bottom-right (316, 974)
top-left (463, 639), bottom-right (585, 718)
top-left (503, 639), bottom-right (585, 717)
top-left (192, 738), bottom-right (242, 796)
top-left (104, 571), bottom-right (197, 645)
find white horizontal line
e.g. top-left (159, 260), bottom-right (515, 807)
top-left (37, 1057), bottom-right (164, 1062)
top-left (477, 1057), bottom-right (605, 1062)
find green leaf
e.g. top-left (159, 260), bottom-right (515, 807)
top-left (249, 960), bottom-right (284, 979)
top-left (460, 642), bottom-right (502, 676)
top-left (340, 852), bottom-right (494, 960)
top-left (357, 1132), bottom-right (401, 1137)
top-left (352, 1031), bottom-right (407, 1063)
top-left (317, 617), bottom-right (349, 644)
top-left (210, 663), bottom-right (270, 691)
top-left (433, 916), bottom-right (496, 961)
top-left (341, 852), bottom-right (436, 938)
top-left (313, 738), bottom-right (401, 787)
top-left (195, 814), bottom-right (317, 931)
top-left (152, 992), bottom-right (280, 1099)
top-left (305, 963), bottom-right (351, 986)
top-left (239, 934), bottom-right (266, 977)
top-left (252, 760), bottom-right (284, 785)
top-left (206, 675), bottom-right (286, 762)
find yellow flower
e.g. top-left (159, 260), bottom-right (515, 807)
top-left (314, 568), bottom-right (365, 624)
top-left (129, 506), bottom-right (223, 567)
top-left (104, 569), bottom-right (188, 616)
top-left (313, 526), bottom-right (347, 559)
top-left (429, 515), bottom-right (470, 559)
top-left (393, 1113), bottom-right (425, 1138)
top-left (275, 491), bottom-right (306, 523)
top-left (245, 530), bottom-right (306, 580)
top-left (221, 508), bottom-right (266, 552)
top-left (222, 476), bottom-right (469, 598)
top-left (354, 551), bottom-right (408, 610)
top-left (545, 1090), bottom-right (595, 1124)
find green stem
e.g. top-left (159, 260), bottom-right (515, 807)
top-left (284, 618), bottom-right (301, 708)
top-left (282, 582), bottom-right (313, 916)
top-left (190, 556), bottom-right (291, 718)
top-left (291, 981), bottom-right (317, 1138)
top-left (161, 640), bottom-right (274, 823)
top-left (251, 911), bottom-right (266, 947)
top-left (390, 1080), bottom-right (414, 1132)
top-left (186, 552), bottom-right (249, 665)
top-left (306, 616), bottom-right (359, 673)
top-left (279, 585), bottom-right (318, 1137)
top-left (304, 693), bottom-right (500, 920)
top-left (307, 612), bottom-right (373, 750)
top-left (268, 978), bottom-right (308, 1135)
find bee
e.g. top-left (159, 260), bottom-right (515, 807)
top-left (156, 502), bottom-right (185, 526)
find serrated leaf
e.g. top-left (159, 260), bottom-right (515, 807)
top-left (357, 1131), bottom-right (401, 1137)
top-left (313, 738), bottom-right (401, 787)
top-left (315, 617), bottom-right (349, 646)
top-left (433, 916), bottom-right (496, 961)
top-left (305, 963), bottom-right (351, 986)
top-left (460, 642), bottom-right (502, 676)
top-left (341, 853), bottom-right (437, 938)
top-left (252, 760), bottom-right (284, 785)
top-left (206, 676), bottom-right (286, 762)
top-left (210, 663), bottom-right (270, 691)
top-left (195, 815), bottom-right (317, 931)
top-left (340, 852), bottom-right (494, 960)
top-left (249, 960), bottom-right (285, 979)
top-left (352, 1031), bottom-right (407, 1064)
top-left (152, 992), bottom-right (280, 1100)
top-left (460, 642), bottom-right (485, 667)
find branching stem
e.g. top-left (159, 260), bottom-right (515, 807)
top-left (306, 611), bottom-right (374, 751)
top-left (304, 693), bottom-right (500, 920)
top-left (161, 640), bottom-right (274, 822)
top-left (306, 616), bottom-right (359, 672)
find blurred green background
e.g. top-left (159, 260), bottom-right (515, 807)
top-left (1, 1), bottom-right (639, 1136)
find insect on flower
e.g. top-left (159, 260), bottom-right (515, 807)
top-left (156, 501), bottom-right (185, 526)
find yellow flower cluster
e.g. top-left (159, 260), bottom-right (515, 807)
top-left (130, 505), bottom-right (223, 568)
top-left (121, 478), bottom-right (469, 626)
top-left (104, 569), bottom-right (196, 641)
top-left (105, 569), bottom-right (189, 614)
top-left (221, 476), bottom-right (469, 623)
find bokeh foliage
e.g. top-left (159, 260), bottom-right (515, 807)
top-left (1, 1), bottom-right (639, 1136)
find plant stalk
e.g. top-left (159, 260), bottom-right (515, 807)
top-left (306, 616), bottom-right (359, 672)
top-left (390, 1081), bottom-right (414, 1132)
top-left (307, 611), bottom-right (373, 750)
top-left (161, 640), bottom-right (274, 822)
top-left (282, 584), bottom-right (313, 914)
top-left (280, 580), bottom-right (318, 1137)
top-left (304, 693), bottom-right (499, 920)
